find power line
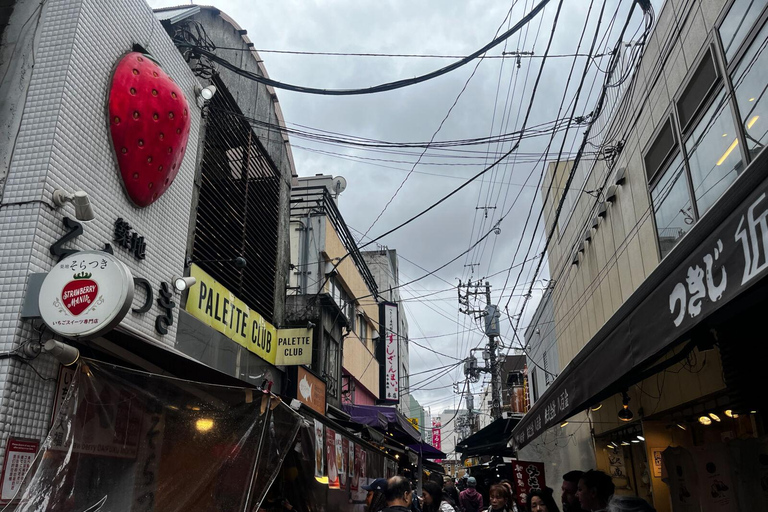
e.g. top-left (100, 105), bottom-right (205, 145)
top-left (246, 48), bottom-right (610, 60)
top-left (174, 0), bottom-right (553, 96)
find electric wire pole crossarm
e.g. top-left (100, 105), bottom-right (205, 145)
top-left (458, 280), bottom-right (503, 421)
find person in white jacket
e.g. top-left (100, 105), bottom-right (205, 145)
top-left (421, 481), bottom-right (457, 512)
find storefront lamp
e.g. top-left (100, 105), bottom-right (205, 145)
top-left (724, 410), bottom-right (734, 418)
top-left (698, 416), bottom-right (712, 426)
top-left (590, 403), bottom-right (603, 411)
top-left (195, 84), bottom-right (217, 101)
top-left (173, 276), bottom-right (197, 292)
top-left (195, 418), bottom-right (214, 432)
top-left (52, 189), bottom-right (95, 221)
top-left (43, 339), bottom-right (80, 366)
top-left (560, 421), bottom-right (569, 428)
top-left (708, 412), bottom-right (721, 422)
top-left (618, 392), bottom-right (633, 422)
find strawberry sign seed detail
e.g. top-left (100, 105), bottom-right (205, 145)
top-left (108, 52), bottom-right (192, 207)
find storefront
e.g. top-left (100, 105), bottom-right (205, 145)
top-left (513, 143), bottom-right (768, 511)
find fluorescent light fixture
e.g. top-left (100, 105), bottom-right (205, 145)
top-left (560, 421), bottom-right (569, 428)
top-left (621, 441), bottom-right (630, 446)
top-left (637, 435), bottom-right (645, 441)
top-left (709, 413), bottom-right (721, 422)
top-left (195, 418), bottom-right (214, 432)
top-left (591, 403), bottom-right (603, 411)
top-left (747, 115), bottom-right (760, 129)
top-left (749, 97), bottom-right (756, 102)
top-left (717, 139), bottom-right (739, 166)
top-left (676, 423), bottom-right (687, 431)
top-left (699, 416), bottom-right (712, 426)
top-left (631, 440), bottom-right (641, 444)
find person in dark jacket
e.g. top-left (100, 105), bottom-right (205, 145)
top-left (443, 478), bottom-right (460, 509)
top-left (459, 477), bottom-right (483, 512)
top-left (383, 476), bottom-right (415, 512)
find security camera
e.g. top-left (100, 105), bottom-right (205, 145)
top-left (53, 189), bottom-right (95, 221)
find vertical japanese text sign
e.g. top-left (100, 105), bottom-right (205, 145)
top-left (377, 302), bottom-right (399, 403)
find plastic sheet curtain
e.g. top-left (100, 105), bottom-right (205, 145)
top-left (2, 359), bottom-right (301, 512)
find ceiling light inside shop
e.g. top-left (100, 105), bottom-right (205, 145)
top-left (749, 97), bottom-right (756, 102)
top-left (637, 435), bottom-right (645, 441)
top-left (591, 404), bottom-right (603, 411)
top-left (560, 422), bottom-right (569, 427)
top-left (709, 413), bottom-right (721, 422)
top-left (195, 418), bottom-right (214, 432)
top-left (618, 392), bottom-right (634, 422)
top-left (621, 441), bottom-right (630, 446)
top-left (676, 423), bottom-right (687, 431)
top-left (631, 440), bottom-right (641, 443)
top-left (699, 416), bottom-right (712, 426)
top-left (717, 139), bottom-right (739, 166)
top-left (747, 115), bottom-right (760, 129)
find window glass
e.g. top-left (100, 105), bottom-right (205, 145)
top-left (652, 154), bottom-right (693, 258)
top-left (677, 51), bottom-right (719, 132)
top-left (732, 21), bottom-right (768, 158)
top-left (685, 90), bottom-right (744, 215)
top-left (720, 0), bottom-right (768, 62)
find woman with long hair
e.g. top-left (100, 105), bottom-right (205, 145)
top-left (422, 481), bottom-right (456, 512)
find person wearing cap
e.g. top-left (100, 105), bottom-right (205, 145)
top-left (364, 478), bottom-right (389, 512)
top-left (459, 477), bottom-right (484, 512)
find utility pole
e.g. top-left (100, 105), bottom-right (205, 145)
top-left (458, 280), bottom-right (503, 421)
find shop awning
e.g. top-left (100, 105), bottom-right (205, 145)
top-left (407, 442), bottom-right (446, 460)
top-left (512, 149), bottom-right (768, 449)
top-left (343, 404), bottom-right (421, 443)
top-left (456, 416), bottom-right (519, 457)
top-left (423, 460), bottom-right (445, 474)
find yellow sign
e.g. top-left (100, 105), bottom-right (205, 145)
top-left (275, 328), bottom-right (313, 366)
top-left (408, 418), bottom-right (420, 431)
top-left (186, 265), bottom-right (277, 364)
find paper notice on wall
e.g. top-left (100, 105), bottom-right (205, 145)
top-left (0, 438), bottom-right (38, 504)
top-left (337, 434), bottom-right (345, 489)
top-left (314, 420), bottom-right (324, 478)
top-left (327, 428), bottom-right (339, 489)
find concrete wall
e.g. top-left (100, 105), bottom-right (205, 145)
top-left (544, 0), bottom-right (731, 374)
top-left (524, 286), bottom-right (558, 405)
top-left (178, 7), bottom-right (295, 325)
top-left (0, 0), bottom-right (202, 466)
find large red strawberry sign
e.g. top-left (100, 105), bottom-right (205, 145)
top-left (61, 272), bottom-right (99, 316)
top-left (108, 52), bottom-right (192, 207)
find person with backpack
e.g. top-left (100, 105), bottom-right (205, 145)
top-left (459, 477), bottom-right (483, 512)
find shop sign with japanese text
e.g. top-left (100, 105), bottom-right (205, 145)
top-left (512, 460), bottom-right (546, 508)
top-left (38, 251), bottom-right (134, 339)
top-left (377, 302), bottom-right (399, 403)
top-left (0, 438), bottom-right (39, 505)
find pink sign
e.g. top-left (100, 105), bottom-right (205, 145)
top-left (432, 419), bottom-right (442, 463)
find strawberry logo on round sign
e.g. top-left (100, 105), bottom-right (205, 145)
top-left (61, 272), bottom-right (99, 316)
top-left (108, 52), bottom-right (192, 207)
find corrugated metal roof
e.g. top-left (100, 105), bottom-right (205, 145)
top-left (153, 6), bottom-right (200, 24)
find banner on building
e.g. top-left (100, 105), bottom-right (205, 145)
top-left (187, 264), bottom-right (313, 366)
top-left (337, 434), bottom-right (345, 489)
top-left (432, 418), bottom-right (442, 463)
top-left (314, 420), bottom-right (325, 479)
top-left (327, 428), bottom-right (339, 489)
top-left (377, 302), bottom-right (399, 403)
top-left (512, 460), bottom-right (546, 508)
top-left (408, 417), bottom-right (420, 432)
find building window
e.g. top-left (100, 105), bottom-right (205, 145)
top-left (645, 47), bottom-right (746, 258)
top-left (326, 338), bottom-right (339, 398)
top-left (684, 90), bottom-right (743, 216)
top-left (732, 21), bottom-right (768, 159)
top-left (531, 371), bottom-right (539, 402)
top-left (543, 352), bottom-right (552, 385)
top-left (719, 0), bottom-right (768, 62)
top-left (652, 154), bottom-right (693, 258)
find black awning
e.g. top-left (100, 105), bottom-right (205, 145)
top-left (513, 148), bottom-right (768, 449)
top-left (456, 416), bottom-right (519, 457)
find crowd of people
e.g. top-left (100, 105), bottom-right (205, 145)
top-left (362, 469), bottom-right (656, 512)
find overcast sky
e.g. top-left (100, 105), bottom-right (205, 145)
top-left (149, 0), bottom-right (660, 427)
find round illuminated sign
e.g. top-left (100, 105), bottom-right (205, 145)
top-left (38, 251), bottom-right (135, 339)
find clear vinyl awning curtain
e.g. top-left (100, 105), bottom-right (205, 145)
top-left (2, 359), bottom-right (302, 512)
